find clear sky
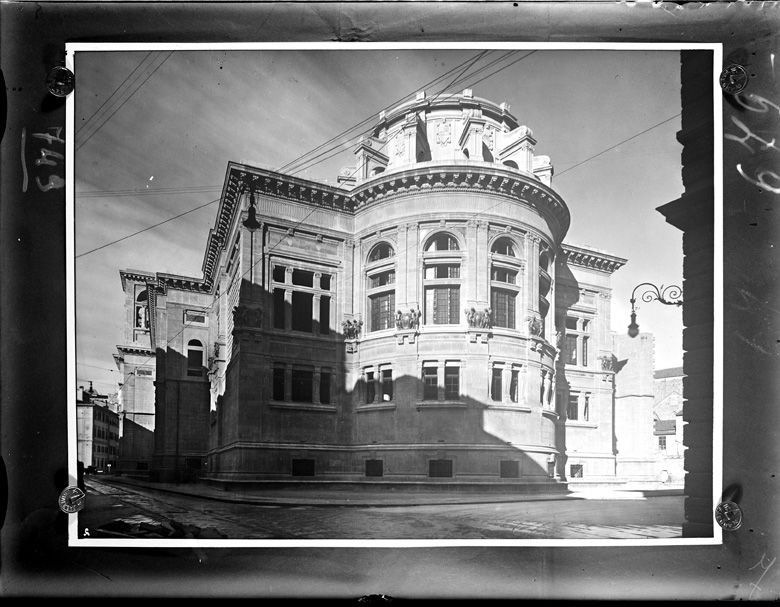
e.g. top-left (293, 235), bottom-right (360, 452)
top-left (72, 45), bottom-right (685, 397)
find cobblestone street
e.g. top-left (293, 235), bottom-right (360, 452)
top-left (78, 477), bottom-right (684, 541)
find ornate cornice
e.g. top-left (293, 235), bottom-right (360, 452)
top-left (115, 345), bottom-right (155, 356)
top-left (198, 161), bottom-right (571, 288)
top-left (119, 269), bottom-right (155, 292)
top-left (349, 164), bottom-right (570, 242)
top-left (559, 244), bottom-right (627, 274)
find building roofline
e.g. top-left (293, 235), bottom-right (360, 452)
top-left (559, 243), bottom-right (627, 274)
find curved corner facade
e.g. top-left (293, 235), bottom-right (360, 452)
top-left (121, 90), bottom-right (655, 487)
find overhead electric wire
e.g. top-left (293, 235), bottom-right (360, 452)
top-left (277, 49), bottom-right (498, 176)
top-left (283, 50), bottom-right (524, 178)
top-left (76, 51), bottom-right (174, 152)
top-left (75, 196), bottom-right (220, 259)
top-left (75, 52), bottom-right (153, 141)
top-left (555, 112), bottom-right (682, 178)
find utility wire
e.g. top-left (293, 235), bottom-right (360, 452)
top-left (76, 51), bottom-right (174, 152)
top-left (75, 196), bottom-right (220, 259)
top-left (75, 52), bottom-right (153, 141)
top-left (555, 113), bottom-right (681, 178)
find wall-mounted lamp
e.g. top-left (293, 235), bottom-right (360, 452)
top-left (628, 282), bottom-right (683, 338)
top-left (242, 187), bottom-right (261, 232)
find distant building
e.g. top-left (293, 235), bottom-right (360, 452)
top-left (653, 366), bottom-right (686, 484)
top-left (114, 272), bottom-right (158, 473)
top-left (122, 89), bottom-right (656, 486)
top-left (76, 383), bottom-right (120, 472)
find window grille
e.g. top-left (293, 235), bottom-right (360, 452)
top-left (429, 459), bottom-right (453, 477)
top-left (500, 460), bottom-right (520, 478)
top-left (292, 459), bottom-right (315, 476)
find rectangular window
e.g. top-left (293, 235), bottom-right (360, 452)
top-left (423, 367), bottom-right (438, 401)
top-left (583, 394), bottom-right (590, 421)
top-left (370, 292), bottom-right (395, 331)
top-left (272, 265), bottom-right (286, 282)
top-left (566, 334), bottom-right (578, 365)
top-left (492, 268), bottom-right (517, 284)
top-left (382, 369), bottom-right (393, 402)
top-left (565, 317), bottom-right (578, 331)
top-left (570, 464), bottom-right (584, 478)
top-left (365, 371), bottom-right (375, 404)
top-left (292, 269), bottom-right (314, 287)
top-left (429, 459), bottom-right (453, 478)
top-left (272, 366), bottom-right (285, 401)
top-left (319, 296), bottom-right (331, 335)
top-left (184, 310), bottom-right (206, 324)
top-left (659, 436), bottom-right (667, 450)
top-left (291, 291), bottom-right (313, 332)
top-left (444, 366), bottom-right (459, 400)
top-left (187, 348), bottom-right (203, 377)
top-left (292, 459), bottom-right (315, 477)
top-left (567, 394), bottom-right (579, 421)
top-left (365, 459), bottom-right (384, 477)
top-left (320, 371), bottom-right (331, 404)
top-left (425, 264), bottom-right (460, 279)
top-left (137, 368), bottom-right (152, 376)
top-left (491, 368), bottom-right (503, 402)
top-left (370, 270), bottom-right (395, 288)
top-left (510, 370), bottom-right (519, 403)
top-left (426, 286), bottom-right (460, 324)
top-left (491, 289), bottom-right (516, 329)
top-left (320, 274), bottom-right (331, 290)
top-left (291, 369), bottom-right (313, 403)
top-left (500, 460), bottom-right (520, 478)
top-left (273, 288), bottom-right (285, 329)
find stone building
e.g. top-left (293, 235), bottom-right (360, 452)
top-left (126, 89), bottom-right (655, 485)
top-left (76, 383), bottom-right (120, 472)
top-left (113, 271), bottom-right (158, 473)
top-left (653, 366), bottom-right (686, 484)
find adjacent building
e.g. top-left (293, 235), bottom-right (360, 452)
top-left (76, 383), bottom-right (120, 472)
top-left (123, 89), bottom-right (656, 486)
top-left (653, 366), bottom-right (686, 484)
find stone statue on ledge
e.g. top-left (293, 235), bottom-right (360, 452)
top-left (528, 316), bottom-right (543, 337)
top-left (465, 307), bottom-right (492, 329)
top-left (396, 308), bottom-right (421, 330)
top-left (342, 319), bottom-right (364, 340)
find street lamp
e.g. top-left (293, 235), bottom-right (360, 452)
top-left (628, 282), bottom-right (683, 338)
top-left (243, 187), bottom-right (261, 300)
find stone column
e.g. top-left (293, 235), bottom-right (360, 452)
top-left (284, 364), bottom-right (292, 402)
top-left (284, 267), bottom-right (293, 331)
top-left (476, 221), bottom-right (489, 308)
top-left (525, 233), bottom-right (540, 320)
top-left (313, 366), bottom-right (321, 404)
top-left (502, 364), bottom-right (511, 403)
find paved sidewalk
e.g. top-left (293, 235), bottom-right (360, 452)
top-left (90, 474), bottom-right (683, 508)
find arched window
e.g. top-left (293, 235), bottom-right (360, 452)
top-left (491, 237), bottom-right (516, 257)
top-left (369, 242), bottom-right (395, 262)
top-left (425, 233), bottom-right (460, 252)
top-left (490, 237), bottom-right (522, 330)
top-left (187, 339), bottom-right (204, 377)
top-left (367, 242), bottom-right (396, 332)
top-left (423, 232), bottom-right (462, 325)
top-left (135, 289), bottom-right (149, 329)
